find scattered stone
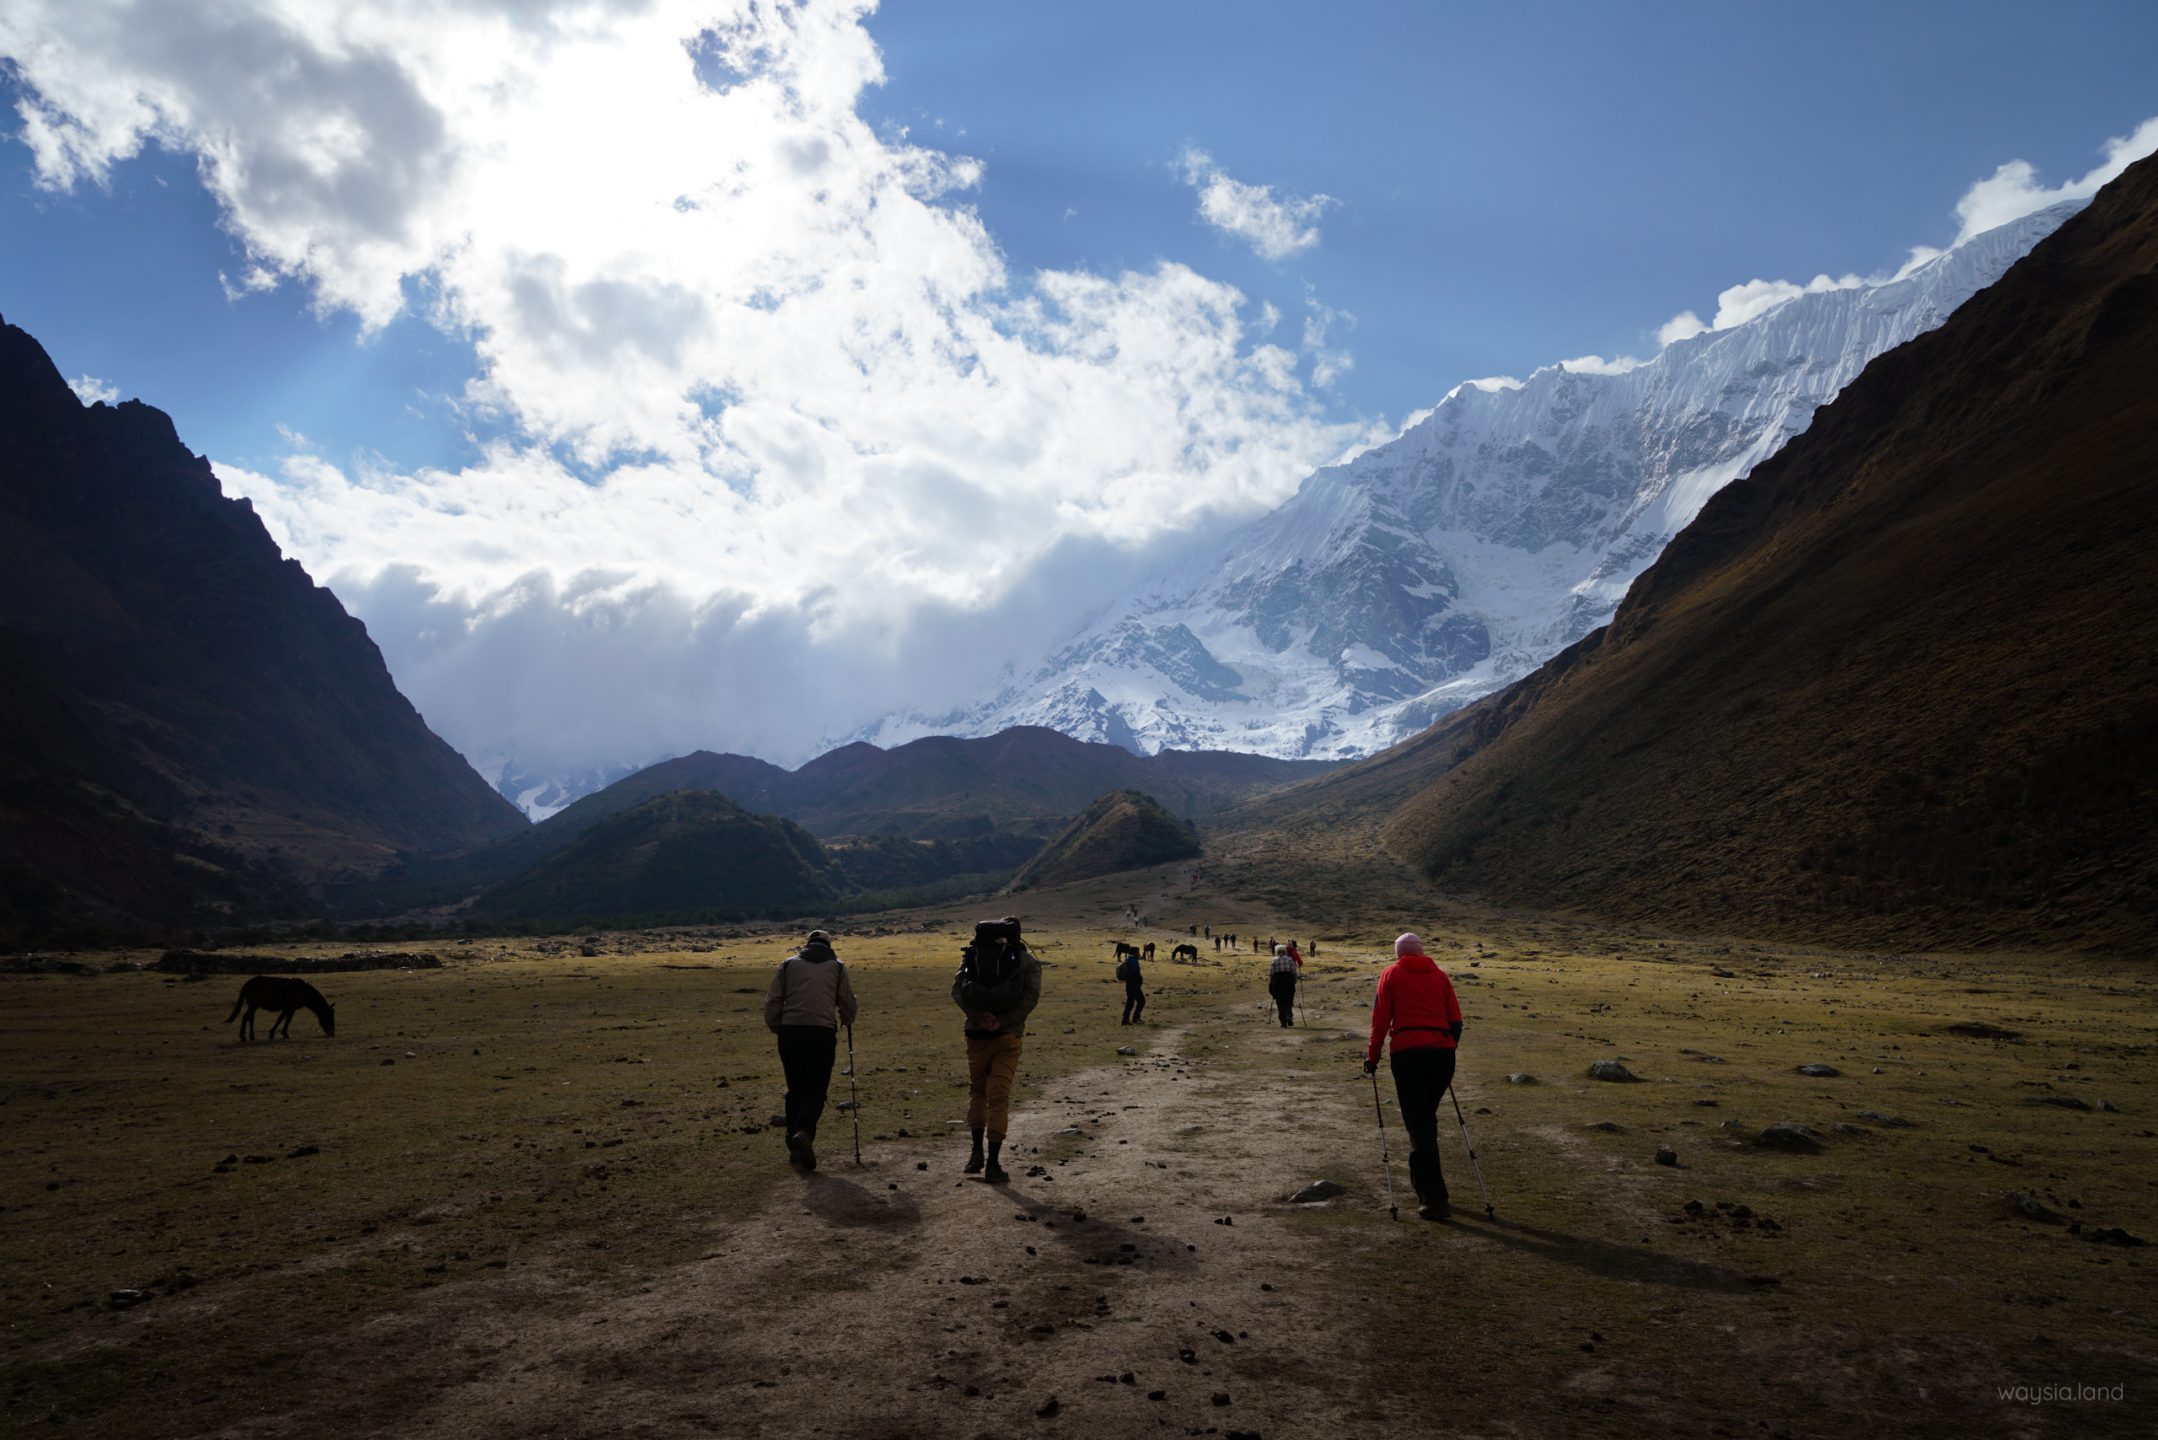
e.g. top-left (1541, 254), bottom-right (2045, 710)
top-left (768, 1115), bottom-right (787, 1128)
top-left (1855, 1111), bottom-right (1915, 1129)
top-left (1947, 1021), bottom-right (2021, 1040)
top-left (1693, 1099), bottom-right (1720, 1107)
top-left (1655, 1145), bottom-right (1679, 1167)
top-left (1795, 1064), bottom-right (1841, 1077)
top-left (1177, 1347), bottom-right (1197, 1364)
top-left (1212, 1392), bottom-right (1232, 1406)
top-left (1585, 1121), bottom-right (1624, 1133)
top-left (1505, 1072), bottom-right (1537, 1085)
top-left (1116, 1046), bottom-right (1137, 1057)
top-left (286, 1145), bottom-right (320, 1158)
top-left (2003, 1191), bottom-right (2067, 1224)
top-left (2029, 1096), bottom-right (2093, 1111)
top-left (1711, 967), bottom-right (1737, 978)
top-left (1829, 1123), bottom-right (1871, 1137)
top-left (1587, 1060), bottom-right (1642, 1083)
top-left (1035, 1396), bottom-right (1059, 1418)
top-left (106, 1289), bottom-right (151, 1311)
top-left (1286, 1180), bottom-right (1346, 1204)
top-left (1751, 1122), bottom-right (1823, 1153)
top-left (2100, 1100), bottom-right (2120, 1113)
top-left (2082, 1227), bottom-right (2146, 1247)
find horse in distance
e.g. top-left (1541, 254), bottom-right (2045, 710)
top-left (226, 976), bottom-right (336, 1041)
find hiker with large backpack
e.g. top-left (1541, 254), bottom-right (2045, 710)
top-left (1362, 932), bottom-right (1464, 1221)
top-left (951, 916), bottom-right (1043, 1183)
top-left (1115, 946), bottom-right (1146, 1025)
top-left (1267, 942), bottom-right (1302, 1027)
top-left (763, 928), bottom-right (859, 1172)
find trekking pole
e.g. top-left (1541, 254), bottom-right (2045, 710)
top-left (1447, 1081), bottom-right (1495, 1219)
top-left (1367, 1071), bottom-right (1400, 1221)
top-left (845, 1025), bottom-right (863, 1166)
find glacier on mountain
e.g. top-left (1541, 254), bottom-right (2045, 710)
top-left (853, 201), bottom-right (2085, 759)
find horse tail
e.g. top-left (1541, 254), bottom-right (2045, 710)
top-left (226, 994), bottom-right (245, 1023)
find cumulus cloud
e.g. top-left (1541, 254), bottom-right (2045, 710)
top-left (0, 1), bottom-right (1371, 776)
top-left (1178, 146), bottom-right (1334, 261)
top-left (67, 373), bottom-right (119, 404)
top-left (1950, 116), bottom-right (2158, 245)
top-left (1652, 118), bottom-right (2158, 351)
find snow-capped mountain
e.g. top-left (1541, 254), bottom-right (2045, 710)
top-left (856, 201), bottom-right (2084, 759)
top-left (481, 756), bottom-right (645, 821)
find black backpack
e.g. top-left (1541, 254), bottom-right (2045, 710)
top-left (962, 920), bottom-right (1023, 993)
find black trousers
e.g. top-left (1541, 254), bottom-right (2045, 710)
top-left (1389, 1045), bottom-right (1456, 1205)
top-left (776, 1025), bottom-right (838, 1139)
top-left (1122, 982), bottom-right (1146, 1024)
top-left (1268, 974), bottom-right (1297, 1026)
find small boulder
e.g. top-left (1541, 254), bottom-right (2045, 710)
top-left (1116, 1045), bottom-right (1137, 1056)
top-left (1855, 1110), bottom-right (1915, 1129)
top-left (1795, 1064), bottom-right (1841, 1077)
top-left (1829, 1123), bottom-right (1871, 1137)
top-left (1506, 1072), bottom-right (1537, 1085)
top-left (1587, 1060), bottom-right (1642, 1083)
top-left (1585, 1120), bottom-right (1624, 1133)
top-left (1751, 1122), bottom-right (1823, 1153)
top-left (1654, 1145), bottom-right (1679, 1167)
top-left (1286, 1180), bottom-right (1346, 1204)
top-left (2081, 1226), bottom-right (2146, 1247)
top-left (2002, 1191), bottom-right (2067, 1224)
top-left (106, 1289), bottom-right (151, 1311)
top-left (2029, 1095), bottom-right (2093, 1111)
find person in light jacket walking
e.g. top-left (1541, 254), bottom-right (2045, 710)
top-left (1267, 942), bottom-right (1302, 1026)
top-left (763, 928), bottom-right (859, 1172)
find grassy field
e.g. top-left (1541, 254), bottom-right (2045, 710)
top-left (3, 876), bottom-right (2154, 1436)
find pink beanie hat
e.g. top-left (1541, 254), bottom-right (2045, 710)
top-left (1394, 932), bottom-right (1425, 957)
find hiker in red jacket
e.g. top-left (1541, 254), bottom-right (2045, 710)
top-left (1363, 932), bottom-right (1464, 1221)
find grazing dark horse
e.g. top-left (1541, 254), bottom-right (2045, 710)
top-left (1170, 943), bottom-right (1199, 963)
top-left (1112, 941), bottom-right (1141, 962)
top-left (1141, 942), bottom-right (1156, 961)
top-left (226, 976), bottom-right (335, 1041)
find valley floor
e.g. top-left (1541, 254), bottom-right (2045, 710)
top-left (3, 872), bottom-right (2154, 1438)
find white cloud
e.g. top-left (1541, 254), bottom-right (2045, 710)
top-left (1950, 116), bottom-right (2158, 245)
top-left (1552, 353), bottom-right (1643, 377)
top-left (67, 373), bottom-right (119, 404)
top-left (1178, 146), bottom-right (1334, 261)
top-left (0, 2), bottom-right (1369, 772)
top-left (1653, 116), bottom-right (2158, 351)
top-left (1301, 297), bottom-right (1354, 389)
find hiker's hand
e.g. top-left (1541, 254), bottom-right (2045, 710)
top-left (977, 1012), bottom-right (1002, 1030)
top-left (1362, 1058), bottom-right (1378, 1076)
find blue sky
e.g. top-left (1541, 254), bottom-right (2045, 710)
top-left (1, 0), bottom-right (2153, 779)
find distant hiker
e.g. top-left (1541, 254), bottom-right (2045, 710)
top-left (763, 929), bottom-right (858, 1173)
top-left (1267, 943), bottom-right (1302, 1027)
top-left (1115, 946), bottom-right (1146, 1025)
top-left (952, 917), bottom-right (1043, 1183)
top-left (1363, 932), bottom-right (1464, 1221)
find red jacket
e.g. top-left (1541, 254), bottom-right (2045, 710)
top-left (1367, 952), bottom-right (1462, 1064)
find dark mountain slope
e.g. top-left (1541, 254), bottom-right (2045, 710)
top-left (1373, 156), bottom-right (2158, 949)
top-left (0, 319), bottom-right (526, 939)
top-left (1010, 790), bottom-right (1203, 892)
top-left (542, 726), bottom-right (1334, 842)
top-left (472, 791), bottom-right (840, 923)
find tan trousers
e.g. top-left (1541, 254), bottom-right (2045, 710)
top-left (965, 1032), bottom-right (1024, 1141)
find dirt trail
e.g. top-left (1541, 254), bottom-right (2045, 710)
top-left (386, 1011), bottom-right (1418, 1440)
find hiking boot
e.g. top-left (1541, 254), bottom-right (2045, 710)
top-left (963, 1148), bottom-right (985, 1175)
top-left (786, 1131), bottom-right (816, 1170)
top-left (1418, 1200), bottom-right (1450, 1221)
top-left (983, 1157), bottom-right (1010, 1184)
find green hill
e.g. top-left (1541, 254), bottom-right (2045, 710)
top-left (1010, 790), bottom-right (1201, 892)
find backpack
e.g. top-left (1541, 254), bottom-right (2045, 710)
top-left (1114, 955), bottom-right (1135, 983)
top-left (962, 920), bottom-right (1023, 993)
